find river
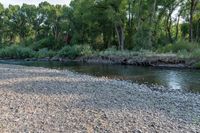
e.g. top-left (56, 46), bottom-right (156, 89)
top-left (0, 60), bottom-right (199, 93)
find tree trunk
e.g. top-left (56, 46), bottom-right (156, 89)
top-left (165, 2), bottom-right (180, 43)
top-left (166, 12), bottom-right (173, 43)
top-left (137, 0), bottom-right (142, 30)
top-left (196, 19), bottom-right (200, 41)
top-left (128, 0), bottom-right (132, 29)
top-left (175, 10), bottom-right (182, 40)
top-left (148, 0), bottom-right (157, 48)
top-left (115, 24), bottom-right (125, 50)
top-left (189, 0), bottom-right (198, 42)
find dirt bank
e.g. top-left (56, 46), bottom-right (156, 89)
top-left (24, 54), bottom-right (200, 69)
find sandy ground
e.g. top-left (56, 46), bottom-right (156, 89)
top-left (0, 64), bottom-right (199, 133)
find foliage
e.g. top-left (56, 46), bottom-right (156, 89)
top-left (0, 45), bottom-right (34, 59)
top-left (98, 47), bottom-right (156, 57)
top-left (177, 50), bottom-right (191, 59)
top-left (35, 48), bottom-right (56, 58)
top-left (191, 49), bottom-right (200, 58)
top-left (193, 62), bottom-right (200, 69)
top-left (176, 48), bottom-right (200, 59)
top-left (158, 40), bottom-right (199, 53)
top-left (31, 37), bottom-right (57, 50)
top-left (0, 0), bottom-right (200, 58)
top-left (58, 45), bottom-right (93, 59)
top-left (172, 41), bottom-right (197, 52)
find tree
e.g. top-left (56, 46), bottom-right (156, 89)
top-left (95, 0), bottom-right (126, 50)
top-left (0, 0), bottom-right (199, 51)
top-left (4, 5), bottom-right (21, 43)
top-left (0, 3), bottom-right (4, 43)
top-left (189, 0), bottom-right (198, 42)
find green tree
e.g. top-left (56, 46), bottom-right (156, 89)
top-left (0, 3), bottom-right (4, 43)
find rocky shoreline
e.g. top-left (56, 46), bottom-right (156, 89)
top-left (23, 55), bottom-right (200, 69)
top-left (0, 64), bottom-right (199, 132)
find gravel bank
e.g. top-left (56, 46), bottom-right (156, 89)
top-left (0, 64), bottom-right (199, 132)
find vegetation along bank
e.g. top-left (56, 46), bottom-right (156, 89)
top-left (0, 1), bottom-right (200, 68)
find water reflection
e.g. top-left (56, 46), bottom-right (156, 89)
top-left (165, 71), bottom-right (182, 90)
top-left (0, 60), bottom-right (200, 93)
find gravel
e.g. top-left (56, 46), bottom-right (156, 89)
top-left (0, 64), bottom-right (199, 133)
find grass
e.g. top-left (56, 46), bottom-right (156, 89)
top-left (176, 49), bottom-right (200, 59)
top-left (0, 40), bottom-right (199, 61)
top-left (0, 45), bottom-right (35, 59)
top-left (0, 44), bottom-right (93, 59)
top-left (0, 45), bottom-right (56, 59)
top-left (35, 48), bottom-right (56, 58)
top-left (97, 41), bottom-right (200, 61)
top-left (97, 47), bottom-right (158, 58)
top-left (156, 40), bottom-right (200, 59)
top-left (191, 49), bottom-right (200, 58)
top-left (58, 45), bottom-right (93, 59)
top-left (158, 40), bottom-right (199, 53)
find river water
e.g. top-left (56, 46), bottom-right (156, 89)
top-left (0, 60), bottom-right (200, 93)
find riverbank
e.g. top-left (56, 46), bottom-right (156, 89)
top-left (0, 44), bottom-right (200, 69)
top-left (23, 54), bottom-right (200, 69)
top-left (0, 64), bottom-right (199, 132)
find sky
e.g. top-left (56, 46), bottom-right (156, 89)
top-left (0, 0), bottom-right (71, 7)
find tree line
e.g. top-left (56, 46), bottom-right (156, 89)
top-left (0, 0), bottom-right (199, 51)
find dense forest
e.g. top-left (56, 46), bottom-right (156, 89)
top-left (0, 0), bottom-right (199, 59)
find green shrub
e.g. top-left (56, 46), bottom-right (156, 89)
top-left (80, 45), bottom-right (93, 56)
top-left (58, 45), bottom-right (93, 59)
top-left (172, 40), bottom-right (195, 52)
top-left (58, 45), bottom-right (80, 59)
top-left (31, 37), bottom-right (56, 50)
top-left (23, 38), bottom-right (35, 47)
top-left (98, 47), bottom-right (118, 56)
top-left (193, 62), bottom-right (200, 69)
top-left (0, 45), bottom-right (35, 59)
top-left (177, 50), bottom-right (191, 58)
top-left (98, 47), bottom-right (156, 57)
top-left (159, 40), bottom-right (199, 53)
top-left (176, 47), bottom-right (200, 59)
top-left (158, 43), bottom-right (173, 53)
top-left (35, 48), bottom-right (56, 58)
top-left (191, 49), bottom-right (200, 58)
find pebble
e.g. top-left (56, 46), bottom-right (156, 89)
top-left (0, 64), bottom-right (199, 132)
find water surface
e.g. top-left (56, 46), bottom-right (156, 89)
top-left (0, 60), bottom-right (199, 93)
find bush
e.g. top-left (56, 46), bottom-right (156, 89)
top-left (191, 49), bottom-right (200, 58)
top-left (177, 50), bottom-right (191, 58)
top-left (98, 47), bottom-right (118, 56)
top-left (193, 62), bottom-right (200, 69)
top-left (58, 45), bottom-right (93, 59)
top-left (31, 37), bottom-right (57, 50)
top-left (158, 43), bottom-right (173, 53)
top-left (80, 45), bottom-right (93, 56)
top-left (172, 40), bottom-right (195, 52)
top-left (0, 45), bottom-right (35, 59)
top-left (159, 40), bottom-right (199, 53)
top-left (98, 47), bottom-right (156, 57)
top-left (35, 48), bottom-right (56, 58)
top-left (58, 45), bottom-right (80, 59)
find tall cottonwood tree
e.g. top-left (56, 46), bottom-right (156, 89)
top-left (0, 0), bottom-right (199, 50)
top-left (189, 0), bottom-right (198, 42)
